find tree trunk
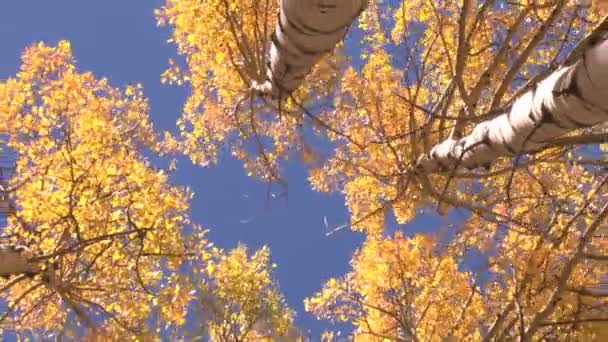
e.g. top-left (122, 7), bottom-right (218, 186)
top-left (253, 0), bottom-right (368, 98)
top-left (415, 37), bottom-right (608, 173)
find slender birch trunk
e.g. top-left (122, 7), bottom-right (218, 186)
top-left (253, 0), bottom-right (368, 98)
top-left (415, 37), bottom-right (608, 173)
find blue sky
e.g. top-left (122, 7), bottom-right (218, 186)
top-left (0, 0), bottom-right (451, 337)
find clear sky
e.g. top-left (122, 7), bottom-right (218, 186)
top-left (0, 0), bottom-right (451, 337)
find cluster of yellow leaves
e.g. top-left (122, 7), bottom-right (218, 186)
top-left (156, 2), bottom-right (607, 338)
top-left (478, 207), bottom-right (608, 341)
top-left (157, 0), bottom-right (277, 171)
top-left (158, 0), bottom-right (603, 237)
top-left (0, 41), bottom-right (301, 340)
top-left (304, 3), bottom-right (605, 338)
top-left (156, 0), bottom-right (347, 184)
top-left (156, 0), bottom-right (276, 100)
top-left (154, 0), bottom-right (608, 339)
top-left (198, 245), bottom-right (299, 342)
top-left (0, 41), bottom-right (205, 337)
top-left (305, 233), bottom-right (485, 341)
top-left (309, 49), bottom-right (426, 234)
top-left (321, 0), bottom-right (601, 231)
top-left (2, 0), bottom-right (604, 339)
top-left (308, 216), bottom-right (606, 340)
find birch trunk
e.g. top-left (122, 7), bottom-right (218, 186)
top-left (415, 38), bottom-right (608, 173)
top-left (253, 0), bottom-right (368, 98)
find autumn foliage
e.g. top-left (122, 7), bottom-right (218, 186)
top-left (1, 0), bottom-right (607, 340)
top-left (0, 42), bottom-right (296, 340)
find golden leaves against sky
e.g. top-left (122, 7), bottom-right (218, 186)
top-left (1, 42), bottom-right (294, 339)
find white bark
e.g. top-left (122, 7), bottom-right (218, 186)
top-left (415, 38), bottom-right (608, 173)
top-left (253, 0), bottom-right (368, 98)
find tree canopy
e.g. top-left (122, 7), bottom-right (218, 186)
top-left (1, 0), bottom-right (607, 340)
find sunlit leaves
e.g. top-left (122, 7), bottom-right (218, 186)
top-left (3, 0), bottom-right (599, 339)
top-left (196, 245), bottom-right (299, 341)
top-left (306, 233), bottom-right (484, 341)
top-left (0, 41), bottom-right (198, 337)
top-left (157, 0), bottom-right (349, 187)
top-left (0, 41), bottom-right (300, 340)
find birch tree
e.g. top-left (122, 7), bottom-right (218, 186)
top-left (159, 0), bottom-right (607, 220)
top-left (159, 0), bottom-right (607, 339)
top-left (306, 200), bottom-right (607, 340)
top-left (251, 0), bottom-right (368, 98)
top-left (1, 0), bottom-right (606, 340)
top-left (0, 41), bottom-right (197, 337)
top-left (155, 0), bottom-right (369, 182)
top-left (0, 41), bottom-right (297, 340)
top-left (415, 17), bottom-right (608, 173)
